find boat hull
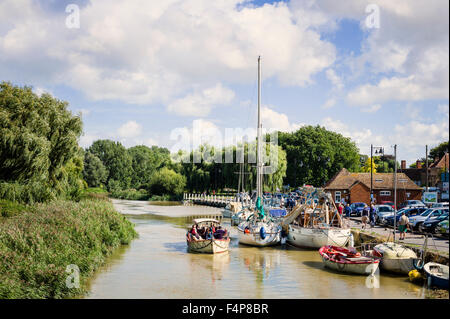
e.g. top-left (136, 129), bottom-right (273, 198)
top-left (287, 225), bottom-right (353, 249)
top-left (424, 262), bottom-right (449, 289)
top-left (321, 256), bottom-right (379, 275)
top-left (222, 209), bottom-right (232, 218)
top-left (237, 221), bottom-right (281, 247)
top-left (379, 258), bottom-right (416, 275)
top-left (372, 243), bottom-right (418, 275)
top-left (187, 238), bottom-right (230, 254)
top-left (319, 246), bottom-right (380, 275)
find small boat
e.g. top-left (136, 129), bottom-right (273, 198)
top-left (424, 262), bottom-right (449, 289)
top-left (319, 245), bottom-right (380, 275)
top-left (237, 217), bottom-right (281, 247)
top-left (222, 202), bottom-right (242, 218)
top-left (371, 242), bottom-right (418, 274)
top-left (186, 218), bottom-right (230, 254)
top-left (231, 208), bottom-right (253, 226)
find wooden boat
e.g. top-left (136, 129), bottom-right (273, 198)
top-left (319, 245), bottom-right (380, 275)
top-left (282, 187), bottom-right (354, 249)
top-left (186, 218), bottom-right (230, 254)
top-left (371, 242), bottom-right (418, 274)
top-left (424, 262), bottom-right (449, 289)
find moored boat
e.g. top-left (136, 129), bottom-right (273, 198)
top-left (371, 242), bottom-right (418, 274)
top-left (423, 262), bottom-right (449, 289)
top-left (319, 245), bottom-right (380, 275)
top-left (282, 187), bottom-right (354, 249)
top-left (186, 218), bottom-right (230, 254)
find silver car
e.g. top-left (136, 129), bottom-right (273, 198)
top-left (409, 208), bottom-right (449, 230)
top-left (375, 205), bottom-right (395, 224)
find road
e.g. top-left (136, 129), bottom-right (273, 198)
top-left (343, 216), bottom-right (449, 254)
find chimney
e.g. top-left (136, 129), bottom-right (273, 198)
top-left (401, 160), bottom-right (406, 170)
top-left (416, 160), bottom-right (422, 169)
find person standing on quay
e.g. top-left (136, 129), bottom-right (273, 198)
top-left (337, 202), bottom-right (344, 216)
top-left (369, 204), bottom-right (376, 228)
top-left (398, 212), bottom-right (409, 240)
top-left (344, 203), bottom-right (351, 218)
top-left (361, 204), bottom-right (369, 229)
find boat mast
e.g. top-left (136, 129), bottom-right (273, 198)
top-left (393, 144), bottom-right (397, 242)
top-left (257, 56), bottom-right (262, 200)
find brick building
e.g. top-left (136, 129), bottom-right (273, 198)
top-left (324, 168), bottom-right (422, 205)
top-left (399, 153), bottom-right (449, 187)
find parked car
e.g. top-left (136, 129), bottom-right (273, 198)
top-left (408, 208), bottom-right (449, 230)
top-left (374, 205), bottom-right (395, 224)
top-left (379, 201), bottom-right (395, 209)
top-left (350, 202), bottom-right (367, 217)
top-left (431, 202), bottom-right (449, 208)
top-left (383, 207), bottom-right (428, 227)
top-left (420, 213), bottom-right (449, 234)
top-left (436, 219), bottom-right (449, 237)
top-left (399, 200), bottom-right (426, 209)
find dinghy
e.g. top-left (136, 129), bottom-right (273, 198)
top-left (371, 242), bottom-right (418, 275)
top-left (319, 245), bottom-right (380, 275)
top-left (186, 218), bottom-right (230, 254)
top-left (424, 262), bottom-right (449, 289)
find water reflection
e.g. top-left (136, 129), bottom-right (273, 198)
top-left (85, 200), bottom-right (428, 299)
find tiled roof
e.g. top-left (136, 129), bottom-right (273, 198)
top-left (324, 168), bottom-right (422, 190)
top-left (430, 153), bottom-right (449, 169)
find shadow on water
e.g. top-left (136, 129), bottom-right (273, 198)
top-left (163, 241), bottom-right (189, 253)
top-left (302, 260), bottom-right (324, 269)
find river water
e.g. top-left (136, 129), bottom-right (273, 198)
top-left (85, 199), bottom-right (427, 299)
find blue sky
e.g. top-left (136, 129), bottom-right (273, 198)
top-left (0, 0), bottom-right (448, 165)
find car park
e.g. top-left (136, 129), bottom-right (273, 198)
top-left (383, 207), bottom-right (428, 227)
top-left (399, 200), bottom-right (426, 209)
top-left (408, 208), bottom-right (449, 230)
top-left (420, 213), bottom-right (449, 234)
top-left (379, 201), bottom-right (395, 209)
top-left (374, 205), bottom-right (395, 224)
top-left (436, 219), bottom-right (449, 237)
top-left (431, 202), bottom-right (449, 209)
top-left (350, 202), bottom-right (367, 217)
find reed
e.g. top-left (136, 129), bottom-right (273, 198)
top-left (0, 197), bottom-right (137, 298)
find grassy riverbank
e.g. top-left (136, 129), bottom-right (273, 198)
top-left (0, 197), bottom-right (137, 298)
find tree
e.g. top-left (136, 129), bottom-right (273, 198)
top-left (279, 125), bottom-right (360, 187)
top-left (128, 145), bottom-right (170, 189)
top-left (429, 141), bottom-right (449, 161)
top-left (87, 140), bottom-right (132, 190)
top-left (0, 82), bottom-right (83, 202)
top-left (361, 158), bottom-right (378, 173)
top-left (83, 151), bottom-right (108, 187)
top-left (147, 167), bottom-right (186, 195)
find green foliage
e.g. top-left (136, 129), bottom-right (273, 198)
top-left (0, 82), bottom-right (84, 202)
top-left (0, 200), bottom-right (28, 218)
top-left (110, 188), bottom-right (149, 200)
top-left (0, 198), bottom-right (137, 298)
top-left (361, 158), bottom-right (378, 173)
top-left (429, 141), bottom-right (449, 161)
top-left (128, 145), bottom-right (170, 189)
top-left (279, 125), bottom-right (360, 187)
top-left (148, 167), bottom-right (186, 196)
top-left (88, 140), bottom-right (132, 190)
top-left (83, 151), bottom-right (108, 188)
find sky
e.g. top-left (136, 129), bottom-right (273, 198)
top-left (0, 0), bottom-right (448, 165)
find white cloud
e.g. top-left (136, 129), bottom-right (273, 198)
top-left (261, 106), bottom-right (303, 132)
top-left (118, 120), bottom-right (142, 138)
top-left (167, 83), bottom-right (235, 116)
top-left (326, 69), bottom-right (343, 90)
top-left (0, 0), bottom-right (336, 105)
top-left (360, 104), bottom-right (381, 113)
top-left (322, 98), bottom-right (336, 109)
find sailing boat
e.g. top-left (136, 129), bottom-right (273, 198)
top-left (237, 56), bottom-right (281, 247)
top-left (281, 187), bottom-right (354, 249)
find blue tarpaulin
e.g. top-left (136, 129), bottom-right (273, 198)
top-left (269, 209), bottom-right (287, 218)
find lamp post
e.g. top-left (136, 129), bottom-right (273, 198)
top-left (370, 145), bottom-right (384, 204)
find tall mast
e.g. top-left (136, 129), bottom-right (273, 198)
top-left (393, 144), bottom-right (397, 242)
top-left (257, 56), bottom-right (262, 199)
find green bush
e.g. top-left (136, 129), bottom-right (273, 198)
top-left (110, 188), bottom-right (149, 200)
top-left (0, 198), bottom-right (137, 298)
top-left (0, 200), bottom-right (28, 217)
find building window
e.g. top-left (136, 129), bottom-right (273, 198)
top-left (375, 179), bottom-right (383, 182)
top-left (406, 193), bottom-right (410, 198)
top-left (399, 179), bottom-right (407, 183)
top-left (380, 191), bottom-right (391, 196)
top-left (335, 191), bottom-right (341, 203)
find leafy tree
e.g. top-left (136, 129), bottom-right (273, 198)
top-left (0, 82), bottom-right (83, 202)
top-left (429, 141), bottom-right (449, 161)
top-left (83, 151), bottom-right (108, 187)
top-left (361, 158), bottom-right (378, 173)
top-left (87, 140), bottom-right (132, 190)
top-left (128, 145), bottom-right (170, 189)
top-left (279, 125), bottom-right (360, 187)
top-left (147, 167), bottom-right (186, 195)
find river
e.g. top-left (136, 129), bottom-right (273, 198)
top-left (85, 199), bottom-right (427, 299)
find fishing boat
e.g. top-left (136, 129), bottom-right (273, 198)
top-left (281, 187), bottom-right (354, 249)
top-left (423, 262), bottom-right (449, 289)
top-left (186, 218), bottom-right (230, 254)
top-left (319, 245), bottom-right (380, 275)
top-left (371, 242), bottom-right (418, 274)
top-left (237, 56), bottom-right (281, 247)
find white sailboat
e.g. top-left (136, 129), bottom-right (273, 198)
top-left (237, 56), bottom-right (281, 247)
top-left (281, 187), bottom-right (354, 249)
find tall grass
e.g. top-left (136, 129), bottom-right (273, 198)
top-left (0, 198), bottom-right (137, 298)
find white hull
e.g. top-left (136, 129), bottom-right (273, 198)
top-left (222, 209), bottom-right (233, 218)
top-left (287, 225), bottom-right (353, 249)
top-left (321, 256), bottom-right (379, 275)
top-left (187, 238), bottom-right (230, 254)
top-left (379, 258), bottom-right (416, 275)
top-left (237, 221), bottom-right (281, 247)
